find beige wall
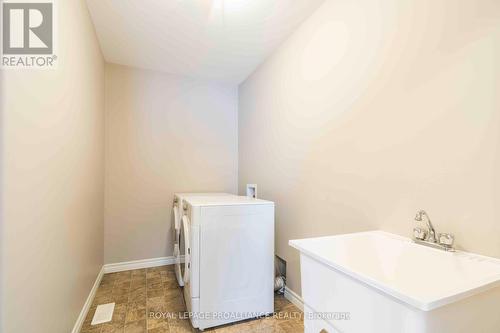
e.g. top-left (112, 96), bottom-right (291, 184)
top-left (0, 0), bottom-right (105, 332)
top-left (104, 64), bottom-right (238, 264)
top-left (239, 0), bottom-right (500, 294)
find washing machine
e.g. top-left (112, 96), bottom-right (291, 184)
top-left (172, 192), bottom-right (232, 287)
top-left (181, 195), bottom-right (275, 330)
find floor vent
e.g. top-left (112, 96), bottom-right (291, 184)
top-left (91, 303), bottom-right (115, 325)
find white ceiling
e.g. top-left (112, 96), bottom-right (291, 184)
top-left (85, 0), bottom-right (325, 84)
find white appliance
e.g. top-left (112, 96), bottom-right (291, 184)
top-left (181, 195), bottom-right (275, 330)
top-left (172, 192), bottom-right (231, 287)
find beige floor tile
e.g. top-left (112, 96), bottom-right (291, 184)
top-left (147, 271), bottom-right (162, 279)
top-left (258, 316), bottom-right (276, 328)
top-left (167, 318), bottom-right (194, 333)
top-left (100, 279), bottom-right (115, 289)
top-left (131, 280), bottom-right (147, 289)
top-left (129, 299), bottom-right (147, 310)
top-left (126, 307), bottom-right (147, 323)
top-left (164, 288), bottom-right (182, 300)
top-left (147, 277), bottom-right (162, 286)
top-left (147, 302), bottom-right (166, 315)
top-left (277, 320), bottom-right (303, 333)
top-left (96, 288), bottom-right (114, 297)
top-left (132, 277), bottom-right (147, 285)
top-left (113, 293), bottom-right (130, 304)
top-left (81, 324), bottom-right (102, 333)
top-left (116, 271), bottom-right (132, 279)
top-left (273, 296), bottom-right (290, 312)
top-left (115, 280), bottom-right (132, 289)
top-left (103, 273), bottom-right (118, 281)
top-left (101, 275), bottom-right (116, 281)
top-left (163, 280), bottom-right (178, 290)
top-left (115, 278), bottom-right (132, 285)
top-left (112, 303), bottom-right (128, 324)
top-left (148, 316), bottom-right (169, 330)
top-left (148, 281), bottom-right (164, 290)
top-left (114, 287), bottom-right (131, 296)
top-left (130, 268), bottom-right (147, 277)
top-left (129, 289), bottom-right (147, 303)
top-left (258, 325), bottom-right (286, 333)
top-left (164, 296), bottom-right (185, 313)
top-left (147, 322), bottom-right (170, 332)
top-left (93, 293), bottom-right (114, 306)
top-left (160, 271), bottom-right (176, 281)
top-left (148, 288), bottom-right (165, 299)
top-left (148, 295), bottom-right (166, 307)
top-left (125, 319), bottom-right (147, 333)
top-left (81, 326), bottom-right (102, 333)
top-left (152, 266), bottom-right (170, 272)
top-left (101, 321), bottom-right (125, 333)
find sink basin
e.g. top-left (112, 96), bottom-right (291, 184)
top-left (290, 231), bottom-right (500, 333)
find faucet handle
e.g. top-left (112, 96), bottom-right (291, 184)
top-left (413, 227), bottom-right (427, 241)
top-left (438, 233), bottom-right (454, 248)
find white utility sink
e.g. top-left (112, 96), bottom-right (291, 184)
top-left (290, 231), bottom-right (500, 333)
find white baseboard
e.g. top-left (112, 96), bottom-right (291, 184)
top-left (284, 286), bottom-right (304, 311)
top-left (71, 267), bottom-right (104, 333)
top-left (102, 255), bottom-right (183, 273)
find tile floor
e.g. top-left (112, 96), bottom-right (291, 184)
top-left (80, 265), bottom-right (304, 333)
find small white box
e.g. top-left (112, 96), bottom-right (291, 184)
top-left (91, 302), bottom-right (115, 325)
top-left (246, 184), bottom-right (257, 198)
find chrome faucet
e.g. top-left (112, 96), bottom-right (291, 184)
top-left (414, 210), bottom-right (436, 242)
top-left (412, 210), bottom-right (455, 251)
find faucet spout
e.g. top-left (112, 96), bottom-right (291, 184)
top-left (415, 210), bottom-right (436, 243)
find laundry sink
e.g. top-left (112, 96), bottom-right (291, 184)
top-left (290, 231), bottom-right (500, 333)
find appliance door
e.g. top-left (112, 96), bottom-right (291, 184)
top-left (182, 212), bottom-right (199, 326)
top-left (182, 215), bottom-right (191, 285)
top-left (198, 204), bottom-right (274, 329)
top-left (173, 204), bottom-right (184, 286)
top-left (173, 204), bottom-right (181, 238)
top-left (182, 213), bottom-right (201, 300)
